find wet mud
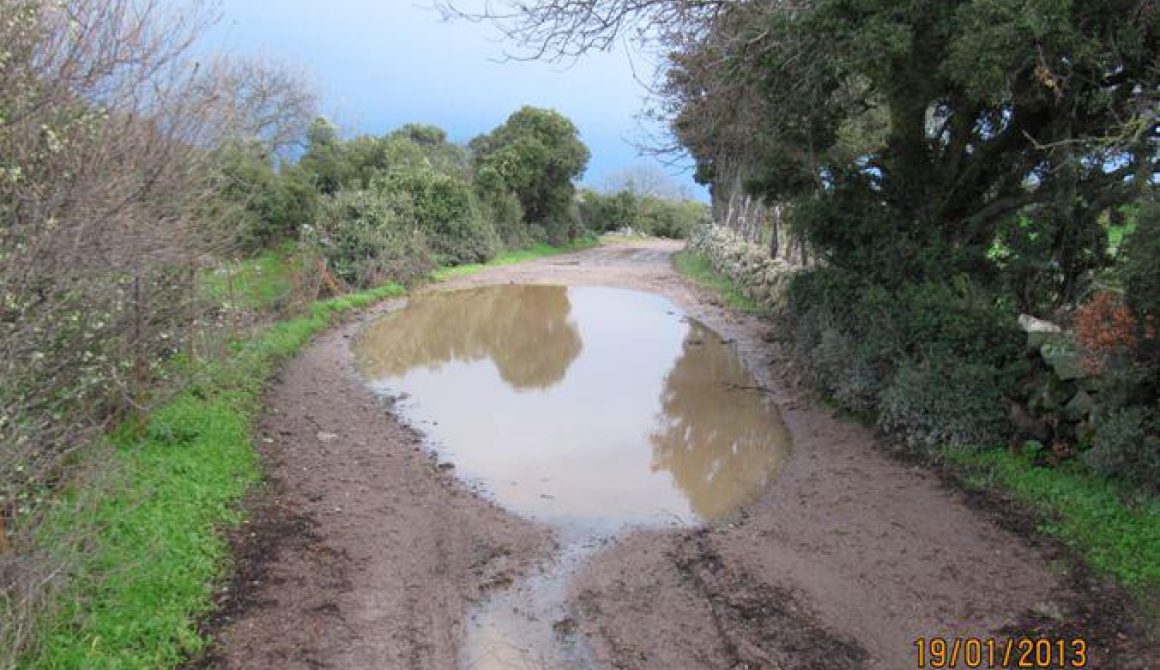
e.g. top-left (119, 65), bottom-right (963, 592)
top-left (203, 240), bottom-right (1151, 669)
top-left (352, 284), bottom-right (791, 666)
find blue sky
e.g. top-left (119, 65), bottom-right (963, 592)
top-left (202, 0), bottom-right (706, 199)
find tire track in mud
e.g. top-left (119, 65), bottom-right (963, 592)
top-left (670, 530), bottom-right (867, 670)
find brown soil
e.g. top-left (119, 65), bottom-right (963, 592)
top-left (201, 239), bottom-right (1150, 669)
top-left (193, 303), bottom-right (553, 669)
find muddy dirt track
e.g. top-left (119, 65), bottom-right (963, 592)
top-left (202, 240), bottom-right (1142, 669)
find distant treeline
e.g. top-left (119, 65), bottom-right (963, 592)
top-left (216, 110), bottom-right (706, 289)
top-left (219, 108), bottom-right (593, 288)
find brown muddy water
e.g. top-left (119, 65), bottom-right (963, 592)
top-left (353, 284), bottom-right (791, 669)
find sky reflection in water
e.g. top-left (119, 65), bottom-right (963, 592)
top-left (354, 285), bottom-right (790, 528)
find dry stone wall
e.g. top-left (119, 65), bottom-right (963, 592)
top-left (688, 224), bottom-right (801, 312)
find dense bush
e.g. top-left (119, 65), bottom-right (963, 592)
top-left (1061, 202), bottom-right (1160, 488)
top-left (784, 267), bottom-right (1023, 452)
top-left (787, 233), bottom-right (1158, 487)
top-left (479, 188), bottom-right (530, 248)
top-left (804, 326), bottom-right (882, 413)
top-left (298, 119), bottom-right (473, 195)
top-left (308, 190), bottom-right (433, 288)
top-left (787, 269), bottom-right (1023, 367)
top-left (288, 112), bottom-right (592, 271)
top-left (1118, 201), bottom-right (1159, 348)
top-left (287, 112), bottom-right (598, 281)
top-left (644, 198), bottom-right (707, 239)
top-left (575, 189), bottom-right (707, 238)
top-left (374, 166), bottom-right (498, 266)
top-left (880, 356), bottom-right (1013, 452)
top-left (577, 189), bottom-right (638, 233)
top-left (1084, 406), bottom-right (1160, 494)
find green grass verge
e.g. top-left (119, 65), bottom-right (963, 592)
top-left (23, 283), bottom-right (405, 670)
top-left (430, 237), bottom-right (599, 281)
top-left (672, 249), bottom-right (769, 316)
top-left (945, 447), bottom-right (1160, 595)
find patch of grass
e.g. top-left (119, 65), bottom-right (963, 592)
top-left (945, 446), bottom-right (1160, 595)
top-left (24, 282), bottom-right (406, 669)
top-left (200, 243), bottom-right (306, 312)
top-left (1107, 221), bottom-right (1135, 255)
top-left (673, 249), bottom-right (769, 316)
top-left (430, 237), bottom-right (599, 281)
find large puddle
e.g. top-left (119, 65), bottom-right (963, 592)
top-left (353, 285), bottom-right (791, 668)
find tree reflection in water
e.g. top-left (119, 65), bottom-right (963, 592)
top-left (650, 321), bottom-right (791, 520)
top-left (355, 285), bottom-right (583, 391)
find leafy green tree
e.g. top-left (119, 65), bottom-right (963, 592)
top-left (299, 121), bottom-right (471, 192)
top-left (299, 116), bottom-right (352, 194)
top-left (472, 106), bottom-right (590, 243)
top-left (1120, 201), bottom-right (1160, 333)
top-left (209, 140), bottom-right (319, 251)
top-left (395, 123), bottom-right (448, 146)
top-left (270, 164), bottom-right (321, 242)
top-left (209, 139), bottom-right (278, 242)
top-left (707, 0), bottom-right (1153, 303)
top-left (306, 114), bottom-right (339, 146)
top-left (384, 127), bottom-right (472, 178)
top-left (478, 185), bottom-right (528, 248)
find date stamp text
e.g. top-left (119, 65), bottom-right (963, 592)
top-left (914, 637), bottom-right (1088, 668)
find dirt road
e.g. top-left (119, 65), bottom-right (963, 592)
top-left (204, 240), bottom-right (1100, 669)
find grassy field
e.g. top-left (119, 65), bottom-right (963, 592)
top-left (21, 239), bottom-right (596, 669)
